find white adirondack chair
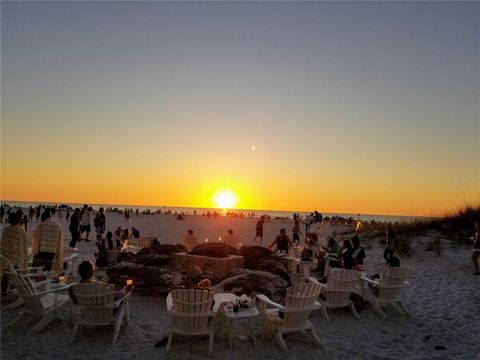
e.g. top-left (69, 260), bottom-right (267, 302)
top-left (256, 282), bottom-right (322, 351)
top-left (308, 268), bottom-right (361, 321)
top-left (362, 266), bottom-right (412, 317)
top-left (105, 249), bottom-right (122, 265)
top-left (1, 254), bottom-right (48, 309)
top-left (69, 282), bottom-right (132, 347)
top-left (5, 271), bottom-right (70, 333)
top-left (166, 288), bottom-right (215, 356)
top-left (136, 236), bottom-right (155, 249)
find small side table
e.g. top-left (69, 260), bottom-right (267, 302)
top-left (224, 306), bottom-right (260, 348)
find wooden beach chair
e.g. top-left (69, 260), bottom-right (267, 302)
top-left (166, 288), bottom-right (215, 356)
top-left (362, 266), bottom-right (412, 317)
top-left (256, 282), bottom-right (322, 351)
top-left (69, 282), bottom-right (132, 347)
top-left (105, 248), bottom-right (122, 265)
top-left (308, 268), bottom-right (361, 321)
top-left (5, 271), bottom-right (70, 333)
top-left (136, 236), bottom-right (155, 249)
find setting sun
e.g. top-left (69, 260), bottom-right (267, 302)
top-left (213, 189), bottom-right (238, 209)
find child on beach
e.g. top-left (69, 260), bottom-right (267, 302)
top-left (292, 219), bottom-right (301, 246)
top-left (254, 216), bottom-right (265, 243)
top-left (384, 226), bottom-right (396, 264)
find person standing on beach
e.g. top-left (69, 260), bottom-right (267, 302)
top-left (31, 209), bottom-right (64, 273)
top-left (35, 206), bottom-right (41, 222)
top-left (292, 219), bottom-right (301, 246)
top-left (69, 208), bottom-right (81, 248)
top-left (472, 219), bottom-right (480, 275)
top-left (93, 207), bottom-right (106, 242)
top-left (0, 212), bottom-right (27, 296)
top-left (79, 205), bottom-right (92, 242)
top-left (254, 216), bottom-right (265, 244)
top-left (384, 226), bottom-right (396, 264)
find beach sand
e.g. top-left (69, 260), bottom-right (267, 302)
top-left (2, 212), bottom-right (479, 359)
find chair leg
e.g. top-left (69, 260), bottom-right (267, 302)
top-left (308, 327), bottom-right (322, 348)
top-left (3, 297), bottom-right (25, 310)
top-left (395, 301), bottom-right (410, 316)
top-left (321, 306), bottom-right (330, 322)
top-left (111, 308), bottom-right (125, 347)
top-left (125, 301), bottom-right (130, 325)
top-left (208, 331), bottom-right (214, 357)
top-left (5, 310), bottom-right (27, 329)
top-left (372, 301), bottom-right (386, 318)
top-left (165, 333), bottom-right (173, 353)
top-left (28, 312), bottom-right (54, 334)
top-left (275, 331), bottom-right (288, 351)
top-left (69, 324), bottom-right (80, 344)
top-left (349, 302), bottom-right (360, 319)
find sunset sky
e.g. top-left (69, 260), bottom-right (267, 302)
top-left (1, 1), bottom-right (479, 216)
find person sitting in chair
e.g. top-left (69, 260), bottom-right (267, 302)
top-left (69, 260), bottom-right (133, 304)
top-left (179, 265), bottom-right (212, 290)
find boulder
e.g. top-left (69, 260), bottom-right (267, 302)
top-left (137, 241), bottom-right (186, 256)
top-left (238, 246), bottom-right (290, 282)
top-left (106, 262), bottom-right (183, 295)
top-left (189, 243), bottom-right (238, 258)
top-left (213, 269), bottom-right (289, 303)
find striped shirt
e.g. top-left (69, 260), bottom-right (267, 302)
top-left (32, 218), bottom-right (64, 272)
top-left (0, 225), bottom-right (28, 277)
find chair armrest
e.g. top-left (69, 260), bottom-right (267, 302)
top-left (166, 292), bottom-right (173, 311)
top-left (307, 276), bottom-right (319, 284)
top-left (113, 289), bottom-right (133, 308)
top-left (362, 277), bottom-right (380, 286)
top-left (256, 294), bottom-right (285, 311)
top-left (16, 266), bottom-right (45, 274)
top-left (34, 283), bottom-right (75, 296)
top-left (65, 253), bottom-right (79, 261)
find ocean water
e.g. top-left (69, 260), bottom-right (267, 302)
top-left (1, 200), bottom-right (427, 224)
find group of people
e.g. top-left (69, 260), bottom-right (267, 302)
top-left (1, 207), bottom-right (65, 296)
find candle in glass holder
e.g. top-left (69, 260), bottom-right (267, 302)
top-left (127, 279), bottom-right (133, 286)
top-left (205, 238), bottom-right (208, 243)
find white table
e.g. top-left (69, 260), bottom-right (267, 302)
top-left (224, 305), bottom-right (260, 348)
top-left (284, 257), bottom-right (315, 277)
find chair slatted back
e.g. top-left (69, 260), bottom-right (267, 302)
top-left (378, 267), bottom-right (411, 302)
top-left (72, 283), bottom-right (116, 324)
top-left (105, 250), bottom-right (121, 265)
top-left (170, 288), bottom-right (214, 334)
top-left (6, 271), bottom-right (44, 311)
top-left (137, 236), bottom-right (155, 249)
top-left (282, 282), bottom-right (321, 329)
top-left (324, 269), bottom-right (360, 306)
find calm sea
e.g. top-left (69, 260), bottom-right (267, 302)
top-left (1, 200), bottom-right (427, 223)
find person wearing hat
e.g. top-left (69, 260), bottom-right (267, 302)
top-left (181, 265), bottom-right (212, 290)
